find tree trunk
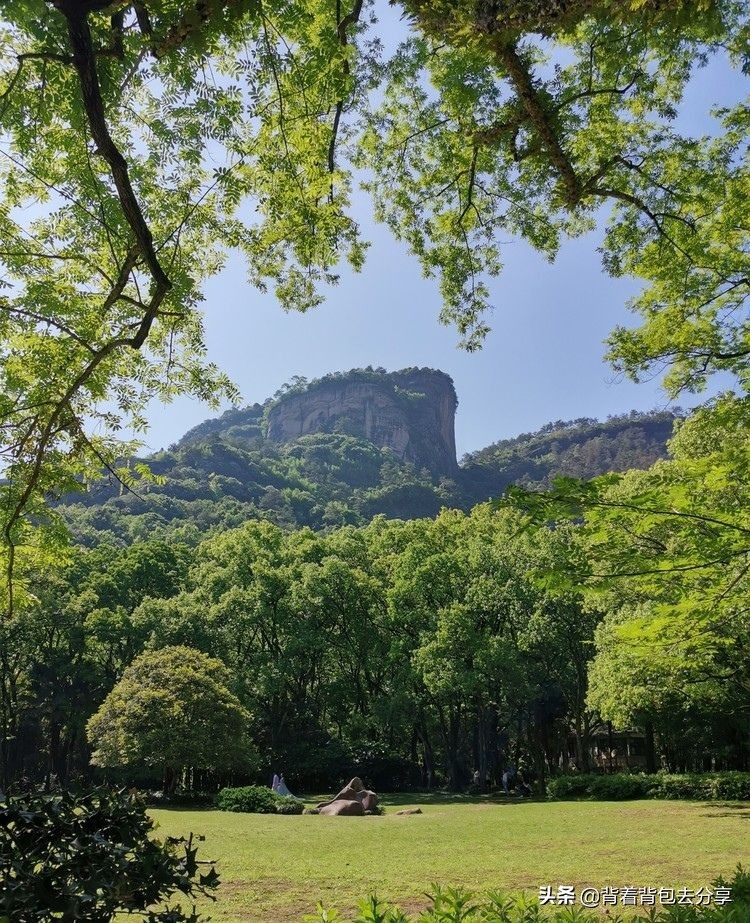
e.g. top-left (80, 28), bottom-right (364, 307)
top-left (163, 765), bottom-right (178, 793)
top-left (644, 721), bottom-right (656, 774)
top-left (418, 712), bottom-right (435, 788)
top-left (441, 706), bottom-right (463, 791)
top-left (476, 703), bottom-right (488, 789)
top-left (581, 714), bottom-right (592, 772)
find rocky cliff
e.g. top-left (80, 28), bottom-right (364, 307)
top-left (62, 370), bottom-right (676, 542)
top-left (266, 368), bottom-right (458, 476)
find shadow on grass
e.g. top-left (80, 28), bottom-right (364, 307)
top-left (147, 792), bottom-right (546, 812)
top-left (699, 801), bottom-right (750, 819)
top-left (377, 791), bottom-right (540, 807)
top-left (147, 803), bottom-right (218, 812)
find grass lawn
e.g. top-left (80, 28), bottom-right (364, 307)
top-left (150, 794), bottom-right (750, 923)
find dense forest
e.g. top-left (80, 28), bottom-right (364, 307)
top-left (10, 481), bottom-right (748, 793)
top-left (7, 374), bottom-right (738, 794)
top-left (1, 0), bottom-right (749, 916)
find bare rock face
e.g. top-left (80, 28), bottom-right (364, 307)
top-left (316, 777), bottom-right (378, 817)
top-left (266, 369), bottom-right (458, 477)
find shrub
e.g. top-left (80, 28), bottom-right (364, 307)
top-left (591, 773), bottom-right (651, 800)
top-left (546, 773), bottom-right (650, 800)
top-left (712, 773), bottom-right (750, 800)
top-left (649, 774), bottom-right (712, 800)
top-left (217, 786), bottom-right (304, 814)
top-left (276, 795), bottom-right (305, 815)
top-left (305, 868), bottom-right (750, 923)
top-left (217, 785), bottom-right (280, 813)
top-left (547, 771), bottom-right (750, 801)
top-left (648, 772), bottom-right (750, 801)
top-left (713, 865), bottom-right (750, 904)
top-left (544, 775), bottom-right (595, 800)
top-left (0, 786), bottom-right (218, 922)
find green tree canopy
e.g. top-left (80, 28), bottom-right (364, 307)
top-left (510, 392), bottom-right (750, 761)
top-left (87, 644), bottom-right (253, 787)
top-left (0, 0), bottom-right (748, 609)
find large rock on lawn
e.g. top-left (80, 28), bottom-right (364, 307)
top-left (316, 777), bottom-right (378, 816)
top-left (318, 799), bottom-right (365, 816)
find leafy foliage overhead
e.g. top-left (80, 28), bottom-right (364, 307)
top-left (0, 0), bottom-right (748, 609)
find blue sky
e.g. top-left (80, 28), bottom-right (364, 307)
top-left (139, 14), bottom-right (746, 461)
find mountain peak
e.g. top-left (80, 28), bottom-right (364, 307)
top-left (266, 367), bottom-right (458, 476)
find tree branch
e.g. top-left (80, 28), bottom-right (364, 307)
top-left (493, 41), bottom-right (583, 207)
top-left (61, 2), bottom-right (171, 292)
top-left (328, 0), bottom-right (364, 191)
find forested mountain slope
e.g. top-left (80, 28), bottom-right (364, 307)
top-left (60, 369), bottom-right (678, 545)
top-left (460, 411), bottom-right (678, 505)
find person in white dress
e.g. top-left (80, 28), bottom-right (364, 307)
top-left (276, 774), bottom-right (293, 797)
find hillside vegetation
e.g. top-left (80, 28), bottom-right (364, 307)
top-left (60, 370), bottom-right (677, 545)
